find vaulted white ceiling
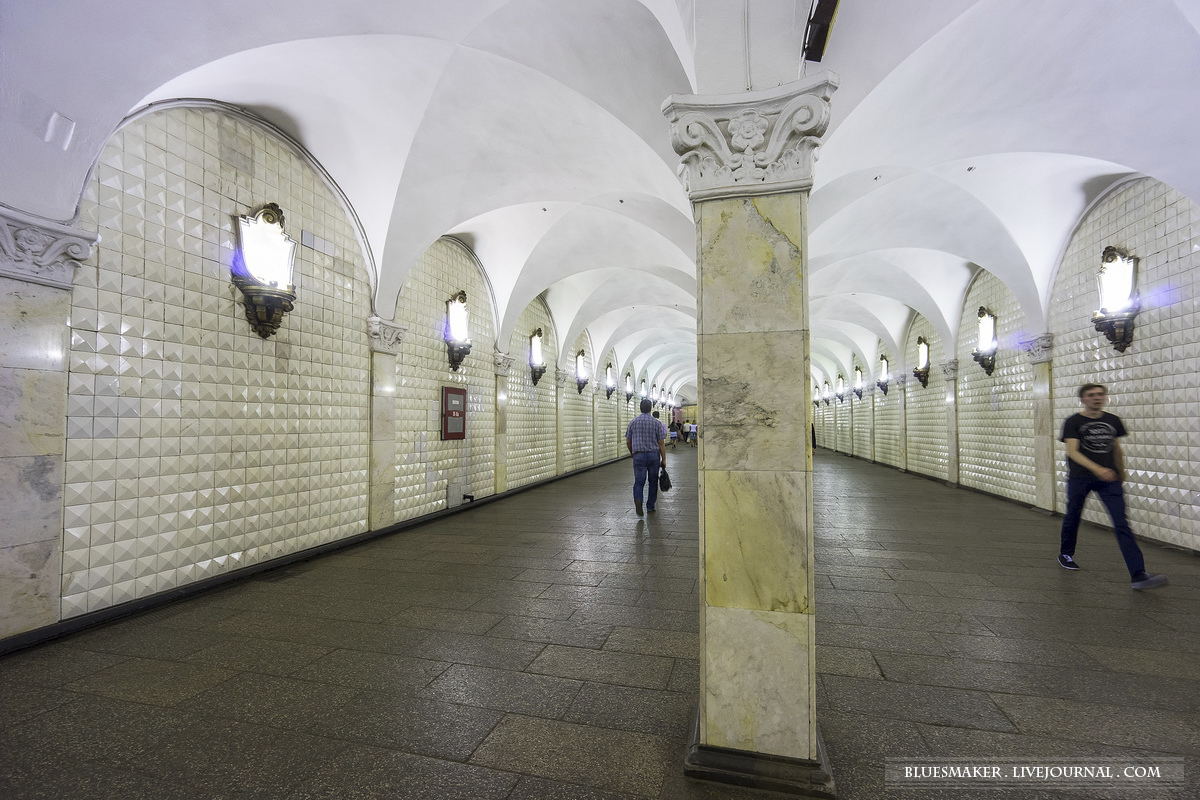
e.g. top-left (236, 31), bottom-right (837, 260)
top-left (3, 0), bottom-right (1199, 402)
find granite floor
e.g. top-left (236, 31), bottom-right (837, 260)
top-left (1, 448), bottom-right (1198, 799)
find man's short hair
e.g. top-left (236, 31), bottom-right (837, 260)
top-left (1078, 383), bottom-right (1107, 398)
top-left (640, 398), bottom-right (652, 413)
top-left (652, 410), bottom-right (660, 418)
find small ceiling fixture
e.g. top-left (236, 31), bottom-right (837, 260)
top-left (1092, 245), bottom-right (1139, 352)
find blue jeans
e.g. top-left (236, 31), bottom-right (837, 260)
top-left (632, 451), bottom-right (661, 509)
top-left (1060, 475), bottom-right (1145, 578)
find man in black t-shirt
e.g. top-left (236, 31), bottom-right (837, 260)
top-left (1058, 383), bottom-right (1166, 589)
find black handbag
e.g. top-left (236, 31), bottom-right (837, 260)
top-left (659, 467), bottom-right (672, 492)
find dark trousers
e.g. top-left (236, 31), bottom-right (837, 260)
top-left (632, 451), bottom-right (660, 509)
top-left (1060, 475), bottom-right (1145, 578)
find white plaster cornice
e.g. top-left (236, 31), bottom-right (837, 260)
top-left (0, 207), bottom-right (97, 290)
top-left (940, 359), bottom-right (959, 380)
top-left (1020, 333), bottom-right (1054, 364)
top-left (662, 73), bottom-right (839, 202)
top-left (493, 352), bottom-right (515, 377)
top-left (366, 316), bottom-right (406, 354)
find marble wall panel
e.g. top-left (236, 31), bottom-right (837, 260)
top-left (703, 469), bottom-right (811, 613)
top-left (697, 195), bottom-right (807, 335)
top-left (703, 605), bottom-right (816, 760)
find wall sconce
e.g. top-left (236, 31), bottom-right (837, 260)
top-left (625, 373), bottom-right (634, 402)
top-left (605, 363), bottom-right (615, 398)
top-left (640, 379), bottom-right (647, 398)
top-left (821, 381), bottom-right (832, 405)
top-left (971, 306), bottom-right (997, 376)
top-left (529, 328), bottom-right (547, 385)
top-left (853, 367), bottom-right (864, 399)
top-left (876, 355), bottom-right (890, 394)
top-left (912, 338), bottom-right (930, 388)
top-left (575, 349), bottom-right (590, 393)
top-left (835, 374), bottom-right (845, 403)
top-left (232, 203), bottom-right (297, 338)
top-left (444, 290), bottom-right (472, 371)
top-left (1093, 245), bottom-right (1140, 352)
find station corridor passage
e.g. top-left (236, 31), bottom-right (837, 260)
top-left (2, 448), bottom-right (1198, 799)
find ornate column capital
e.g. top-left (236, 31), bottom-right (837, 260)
top-left (366, 316), bottom-right (407, 354)
top-left (940, 359), bottom-right (959, 380)
top-left (1020, 333), bottom-right (1054, 364)
top-left (555, 368), bottom-right (571, 388)
top-left (895, 374), bottom-right (907, 388)
top-left (493, 352), bottom-right (515, 377)
top-left (662, 73), bottom-right (839, 202)
top-left (0, 207), bottom-right (97, 289)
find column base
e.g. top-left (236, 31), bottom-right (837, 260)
top-left (683, 712), bottom-right (837, 798)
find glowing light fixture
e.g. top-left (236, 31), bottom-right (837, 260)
top-left (853, 366), bottom-right (863, 399)
top-left (835, 374), bottom-right (845, 403)
top-left (876, 354), bottom-right (890, 394)
top-left (971, 307), bottom-right (997, 376)
top-left (529, 328), bottom-right (547, 385)
top-left (822, 381), bottom-right (832, 405)
top-left (640, 379), bottom-right (647, 398)
top-left (232, 203), bottom-right (296, 338)
top-left (912, 338), bottom-right (929, 388)
top-left (625, 373), bottom-right (634, 402)
top-left (605, 363), bottom-right (615, 398)
top-left (444, 291), bottom-right (472, 371)
top-left (1093, 245), bottom-right (1140, 352)
top-left (575, 349), bottom-right (589, 393)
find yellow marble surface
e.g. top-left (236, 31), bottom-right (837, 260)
top-left (702, 605), bottom-right (816, 760)
top-left (699, 330), bottom-right (810, 472)
top-left (697, 195), bottom-right (808, 336)
top-left (703, 469), bottom-right (812, 613)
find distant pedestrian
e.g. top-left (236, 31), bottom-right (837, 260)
top-left (626, 398), bottom-right (666, 515)
top-left (1058, 383), bottom-right (1166, 590)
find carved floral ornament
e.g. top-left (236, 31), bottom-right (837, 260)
top-left (366, 316), bottom-right (407, 354)
top-left (493, 352), bottom-right (515, 377)
top-left (0, 208), bottom-right (97, 289)
top-left (1020, 333), bottom-right (1054, 365)
top-left (662, 75), bottom-right (838, 201)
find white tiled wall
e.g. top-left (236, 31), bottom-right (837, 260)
top-left (391, 238), bottom-right (496, 519)
top-left (834, 395), bottom-right (851, 453)
top-left (560, 332), bottom-right (595, 472)
top-left (904, 318), bottom-right (949, 481)
top-left (1049, 177), bottom-right (1200, 551)
top-left (873, 347), bottom-right (903, 469)
top-left (506, 300), bottom-right (558, 489)
top-left (814, 395), bottom-right (833, 449)
top-left (595, 349), bottom-right (623, 461)
top-left (66, 107), bottom-right (372, 617)
top-left (956, 271), bottom-right (1036, 504)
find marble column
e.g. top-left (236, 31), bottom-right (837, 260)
top-left (0, 207), bottom-right (96, 640)
top-left (554, 368), bottom-right (569, 475)
top-left (663, 75), bottom-right (837, 796)
top-left (366, 317), bottom-right (406, 530)
top-left (895, 374), bottom-right (908, 471)
top-left (1022, 334), bottom-right (1055, 512)
top-left (941, 360), bottom-right (960, 485)
top-left (493, 353), bottom-right (513, 493)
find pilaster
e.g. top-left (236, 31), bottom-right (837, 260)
top-left (494, 352), bottom-right (514, 493)
top-left (555, 368), bottom-right (569, 475)
top-left (0, 208), bottom-right (96, 639)
top-left (664, 75), bottom-right (836, 797)
top-left (366, 317), bottom-right (406, 530)
top-left (941, 359), bottom-right (959, 485)
top-left (1022, 334), bottom-right (1055, 511)
top-left (895, 374), bottom-right (908, 470)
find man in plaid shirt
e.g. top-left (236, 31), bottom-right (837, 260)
top-left (625, 398), bottom-right (667, 515)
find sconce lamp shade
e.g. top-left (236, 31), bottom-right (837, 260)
top-left (912, 339), bottom-right (930, 388)
top-left (444, 291), bottom-right (472, 371)
top-left (835, 374), bottom-right (845, 402)
top-left (530, 328), bottom-right (547, 385)
top-left (625, 374), bottom-right (634, 402)
top-left (1093, 246), bottom-right (1140, 352)
top-left (605, 363), bottom-right (615, 398)
top-left (232, 203), bottom-right (297, 338)
top-left (877, 355), bottom-right (890, 394)
top-left (853, 367), bottom-right (863, 399)
top-left (971, 307), bottom-right (997, 375)
top-left (575, 350), bottom-right (590, 393)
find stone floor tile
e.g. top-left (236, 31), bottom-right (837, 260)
top-left (410, 630), bottom-right (547, 670)
top-left (564, 682), bottom-right (694, 737)
top-left (386, 605), bottom-right (505, 635)
top-left (181, 637), bottom-right (333, 676)
top-left (469, 714), bottom-right (673, 797)
top-left (177, 672), bottom-right (361, 731)
top-left (507, 775), bottom-right (641, 800)
top-left (989, 693), bottom-right (1200, 754)
top-left (603, 626), bottom-right (698, 658)
top-left (486, 615), bottom-right (613, 649)
top-left (815, 645), bottom-right (882, 680)
top-left (469, 594), bottom-right (579, 620)
top-left (0, 642), bottom-right (127, 687)
top-left (63, 657), bottom-right (237, 706)
top-left (290, 648), bottom-right (448, 694)
top-left (288, 743), bottom-right (518, 800)
top-left (418, 663), bottom-right (583, 717)
top-left (528, 644), bottom-right (676, 689)
top-left (823, 674), bottom-right (1017, 732)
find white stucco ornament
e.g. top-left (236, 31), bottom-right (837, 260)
top-left (0, 207), bottom-right (96, 289)
top-left (367, 316), bottom-right (407, 354)
top-left (663, 73), bottom-right (839, 201)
